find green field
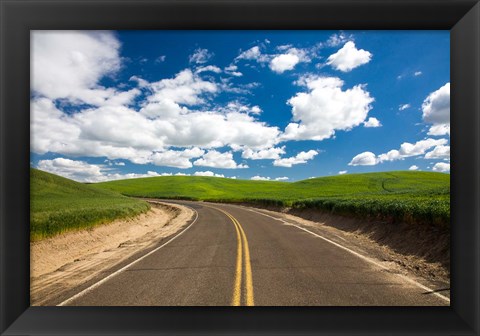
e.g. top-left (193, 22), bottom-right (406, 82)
top-left (96, 171), bottom-right (450, 228)
top-left (30, 168), bottom-right (150, 241)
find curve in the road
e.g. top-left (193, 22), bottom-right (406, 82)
top-left (55, 201), bottom-right (450, 306)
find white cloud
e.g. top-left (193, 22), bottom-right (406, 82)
top-left (241, 146), bottom-right (285, 160)
top-left (273, 150), bottom-right (318, 167)
top-left (427, 124), bottom-right (450, 136)
top-left (349, 151), bottom-right (377, 166)
top-left (235, 46), bottom-right (269, 63)
top-left (193, 150), bottom-right (248, 169)
top-left (349, 138), bottom-right (448, 166)
top-left (396, 138), bottom-right (447, 158)
top-left (399, 104), bottom-right (411, 111)
top-left (193, 171), bottom-right (225, 177)
top-left (283, 76), bottom-right (374, 141)
top-left (275, 176), bottom-right (289, 181)
top-left (414, 71), bottom-right (422, 76)
top-left (31, 31), bottom-right (141, 107)
top-left (269, 48), bottom-right (308, 74)
top-left (150, 148), bottom-right (205, 169)
top-left (189, 48), bottom-right (213, 64)
top-left (424, 145), bottom-right (450, 160)
top-left (251, 175), bottom-right (271, 181)
top-left (363, 117), bottom-right (382, 128)
top-left (338, 170), bottom-right (347, 175)
top-left (38, 158), bottom-right (104, 182)
top-left (224, 64), bottom-right (243, 77)
top-left (432, 162), bottom-right (450, 173)
top-left (195, 65), bottom-right (222, 74)
top-left (409, 165), bottom-right (419, 171)
top-left (422, 83), bottom-right (450, 135)
top-left (145, 69), bottom-right (217, 107)
top-left (326, 41), bottom-right (372, 72)
top-left (37, 158), bottom-right (165, 183)
top-left (325, 32), bottom-right (351, 47)
top-left (423, 83), bottom-right (450, 123)
top-left (270, 54), bottom-right (300, 73)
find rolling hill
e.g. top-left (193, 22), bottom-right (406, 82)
top-left (30, 168), bottom-right (150, 240)
top-left (96, 171), bottom-right (450, 228)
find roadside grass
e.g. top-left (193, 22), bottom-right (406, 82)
top-left (96, 171), bottom-right (450, 228)
top-left (30, 168), bottom-right (150, 241)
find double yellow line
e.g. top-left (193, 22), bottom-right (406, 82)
top-left (211, 206), bottom-right (254, 306)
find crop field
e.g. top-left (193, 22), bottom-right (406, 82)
top-left (97, 171), bottom-right (450, 228)
top-left (30, 168), bottom-right (150, 240)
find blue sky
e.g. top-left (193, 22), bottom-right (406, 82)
top-left (30, 30), bottom-right (450, 182)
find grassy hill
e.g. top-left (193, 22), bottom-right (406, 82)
top-left (31, 168), bottom-right (150, 240)
top-left (96, 171), bottom-right (450, 228)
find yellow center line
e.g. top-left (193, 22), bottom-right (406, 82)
top-left (236, 219), bottom-right (255, 306)
top-left (207, 205), bottom-right (255, 306)
top-left (231, 216), bottom-right (243, 306)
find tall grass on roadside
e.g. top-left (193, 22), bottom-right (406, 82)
top-left (31, 168), bottom-right (150, 241)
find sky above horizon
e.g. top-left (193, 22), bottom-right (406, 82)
top-left (30, 30), bottom-right (450, 183)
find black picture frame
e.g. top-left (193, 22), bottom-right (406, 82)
top-left (1, 0), bottom-right (479, 335)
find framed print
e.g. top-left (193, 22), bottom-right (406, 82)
top-left (1, 0), bottom-right (479, 335)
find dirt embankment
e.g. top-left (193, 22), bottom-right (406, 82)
top-left (31, 201), bottom-right (193, 306)
top-left (287, 208), bottom-right (449, 270)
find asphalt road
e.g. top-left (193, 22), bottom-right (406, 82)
top-left (59, 201), bottom-right (449, 306)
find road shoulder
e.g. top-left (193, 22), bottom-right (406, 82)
top-left (30, 201), bottom-right (193, 306)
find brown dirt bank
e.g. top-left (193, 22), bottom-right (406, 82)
top-left (31, 201), bottom-right (193, 306)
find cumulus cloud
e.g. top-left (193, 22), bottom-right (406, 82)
top-left (349, 151), bottom-right (377, 166)
top-left (282, 76), bottom-right (374, 141)
top-left (37, 158), bottom-right (163, 183)
top-left (427, 124), bottom-right (450, 136)
top-left (251, 175), bottom-right (271, 181)
top-left (399, 104), bottom-right (411, 111)
top-left (414, 71), bottom-right (422, 76)
top-left (189, 48), bottom-right (213, 64)
top-left (432, 162), bottom-right (450, 173)
top-left (275, 176), bottom-right (289, 181)
top-left (273, 150), bottom-right (318, 167)
top-left (31, 38), bottom-right (283, 165)
top-left (150, 148), bottom-right (205, 168)
top-left (241, 146), bottom-right (285, 160)
top-left (193, 171), bottom-right (225, 177)
top-left (269, 48), bottom-right (308, 74)
top-left (422, 82), bottom-right (450, 136)
top-left (363, 117), bottom-right (381, 128)
top-left (424, 145), bottom-right (450, 160)
top-left (326, 41), bottom-right (372, 72)
top-left (31, 31), bottom-right (142, 107)
top-left (338, 170), bottom-right (348, 175)
top-left (193, 150), bottom-right (248, 169)
top-left (349, 138), bottom-right (448, 166)
top-left (409, 165), bottom-right (419, 171)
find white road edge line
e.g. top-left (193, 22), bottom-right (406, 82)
top-left (57, 206), bottom-right (199, 306)
top-left (241, 206), bottom-right (450, 303)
